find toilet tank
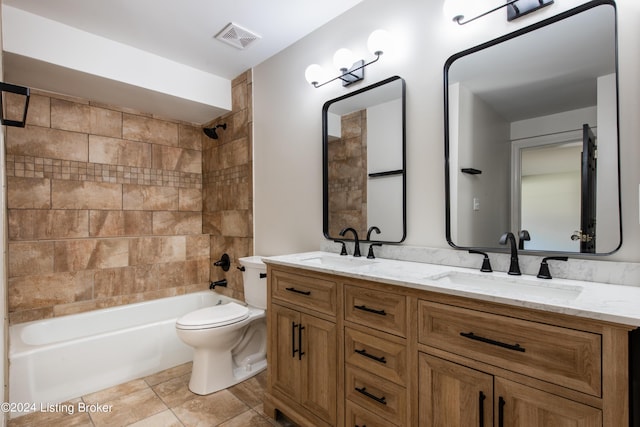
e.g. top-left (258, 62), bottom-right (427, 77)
top-left (238, 256), bottom-right (267, 309)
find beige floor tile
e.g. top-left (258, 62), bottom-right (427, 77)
top-left (127, 409), bottom-right (183, 427)
top-left (83, 379), bottom-right (149, 404)
top-left (152, 372), bottom-right (196, 407)
top-left (87, 388), bottom-right (167, 427)
top-left (218, 409), bottom-right (275, 427)
top-left (144, 362), bottom-right (193, 387)
top-left (7, 399), bottom-right (92, 427)
top-left (171, 389), bottom-right (249, 427)
top-left (227, 372), bottom-right (266, 408)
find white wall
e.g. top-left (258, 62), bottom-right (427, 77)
top-left (254, 0), bottom-right (640, 263)
top-left (367, 99), bottom-right (403, 241)
top-left (454, 83), bottom-right (510, 247)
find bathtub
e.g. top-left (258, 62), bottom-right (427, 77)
top-left (9, 291), bottom-right (229, 416)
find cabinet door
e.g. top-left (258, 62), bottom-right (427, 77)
top-left (419, 353), bottom-right (493, 427)
top-left (270, 304), bottom-right (301, 401)
top-left (300, 313), bottom-right (337, 425)
top-left (495, 378), bottom-right (602, 427)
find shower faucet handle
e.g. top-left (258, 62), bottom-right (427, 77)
top-left (213, 253), bottom-right (231, 271)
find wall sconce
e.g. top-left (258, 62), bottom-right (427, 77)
top-left (0, 82), bottom-right (30, 128)
top-left (444, 0), bottom-right (554, 25)
top-left (305, 29), bottom-right (391, 88)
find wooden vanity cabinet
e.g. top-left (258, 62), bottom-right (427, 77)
top-left (264, 263), bottom-right (633, 427)
top-left (419, 353), bottom-right (602, 427)
top-left (265, 267), bottom-right (339, 427)
top-left (343, 285), bottom-right (410, 426)
top-left (418, 297), bottom-right (630, 427)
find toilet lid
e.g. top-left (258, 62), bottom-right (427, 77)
top-left (176, 302), bottom-right (250, 330)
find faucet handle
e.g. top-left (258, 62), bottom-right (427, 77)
top-left (469, 250), bottom-right (492, 273)
top-left (537, 256), bottom-right (568, 279)
top-left (367, 243), bottom-right (383, 259)
top-left (334, 240), bottom-right (348, 256)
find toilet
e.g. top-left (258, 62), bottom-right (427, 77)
top-left (175, 256), bottom-right (267, 395)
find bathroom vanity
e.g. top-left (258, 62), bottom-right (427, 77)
top-left (262, 252), bottom-right (640, 427)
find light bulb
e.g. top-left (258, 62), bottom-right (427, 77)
top-left (305, 64), bottom-right (324, 85)
top-left (333, 48), bottom-right (355, 71)
top-left (367, 29), bottom-right (391, 56)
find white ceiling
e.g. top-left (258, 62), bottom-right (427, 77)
top-left (1, 0), bottom-right (365, 122)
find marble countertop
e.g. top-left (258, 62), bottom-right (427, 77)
top-left (263, 251), bottom-right (640, 327)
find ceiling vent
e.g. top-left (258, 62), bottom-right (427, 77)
top-left (215, 22), bottom-right (261, 50)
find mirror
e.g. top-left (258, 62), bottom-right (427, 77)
top-left (445, 1), bottom-right (621, 255)
top-left (323, 76), bottom-right (406, 243)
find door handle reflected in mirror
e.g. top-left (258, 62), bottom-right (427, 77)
top-left (571, 230), bottom-right (593, 242)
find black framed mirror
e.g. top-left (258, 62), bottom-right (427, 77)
top-left (445, 0), bottom-right (621, 255)
top-left (323, 76), bottom-right (406, 243)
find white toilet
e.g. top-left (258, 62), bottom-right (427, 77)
top-left (175, 256), bottom-right (267, 395)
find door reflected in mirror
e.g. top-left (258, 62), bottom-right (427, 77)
top-left (445, 1), bottom-right (621, 255)
top-left (323, 76), bottom-right (406, 243)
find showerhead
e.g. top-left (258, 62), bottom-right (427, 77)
top-left (203, 123), bottom-right (227, 139)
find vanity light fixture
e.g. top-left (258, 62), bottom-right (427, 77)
top-left (305, 29), bottom-right (391, 88)
top-left (444, 0), bottom-right (554, 25)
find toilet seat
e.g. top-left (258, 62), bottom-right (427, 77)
top-left (176, 302), bottom-right (250, 330)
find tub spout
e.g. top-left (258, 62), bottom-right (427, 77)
top-left (210, 279), bottom-right (228, 289)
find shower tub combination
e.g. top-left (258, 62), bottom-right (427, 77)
top-left (9, 291), bottom-right (229, 416)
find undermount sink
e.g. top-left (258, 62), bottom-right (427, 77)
top-left (299, 255), bottom-right (377, 268)
top-left (428, 271), bottom-right (583, 300)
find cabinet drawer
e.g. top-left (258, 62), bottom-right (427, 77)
top-left (418, 300), bottom-right (602, 397)
top-left (271, 270), bottom-right (337, 316)
top-left (346, 366), bottom-right (406, 426)
top-left (345, 285), bottom-right (406, 337)
top-left (345, 327), bottom-right (407, 386)
top-left (346, 401), bottom-right (398, 427)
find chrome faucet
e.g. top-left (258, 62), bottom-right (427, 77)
top-left (339, 227), bottom-right (361, 257)
top-left (499, 232), bottom-right (521, 275)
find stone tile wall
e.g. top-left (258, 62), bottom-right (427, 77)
top-left (5, 91), bottom-right (210, 324)
top-left (327, 109), bottom-right (367, 237)
top-left (203, 71), bottom-right (254, 302)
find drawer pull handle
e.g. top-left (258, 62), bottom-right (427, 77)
top-left (498, 396), bottom-right (505, 427)
top-left (354, 305), bottom-right (386, 316)
top-left (285, 287), bottom-right (311, 296)
top-left (298, 325), bottom-right (305, 360)
top-left (355, 386), bottom-right (387, 405)
top-left (460, 332), bottom-right (525, 353)
top-left (291, 322), bottom-right (299, 358)
top-left (355, 348), bottom-right (387, 364)
top-left (479, 391), bottom-right (486, 427)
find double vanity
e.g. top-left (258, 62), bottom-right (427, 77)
top-left (262, 251), bottom-right (640, 427)
top-left (269, 1), bottom-right (636, 425)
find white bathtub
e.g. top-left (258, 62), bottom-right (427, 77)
top-left (9, 291), bottom-right (229, 416)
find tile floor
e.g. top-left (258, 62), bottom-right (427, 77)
top-left (8, 363), bottom-right (288, 427)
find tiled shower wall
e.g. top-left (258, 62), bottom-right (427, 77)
top-left (203, 71), bottom-right (254, 302)
top-left (327, 109), bottom-right (367, 237)
top-left (5, 91), bottom-right (210, 324)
